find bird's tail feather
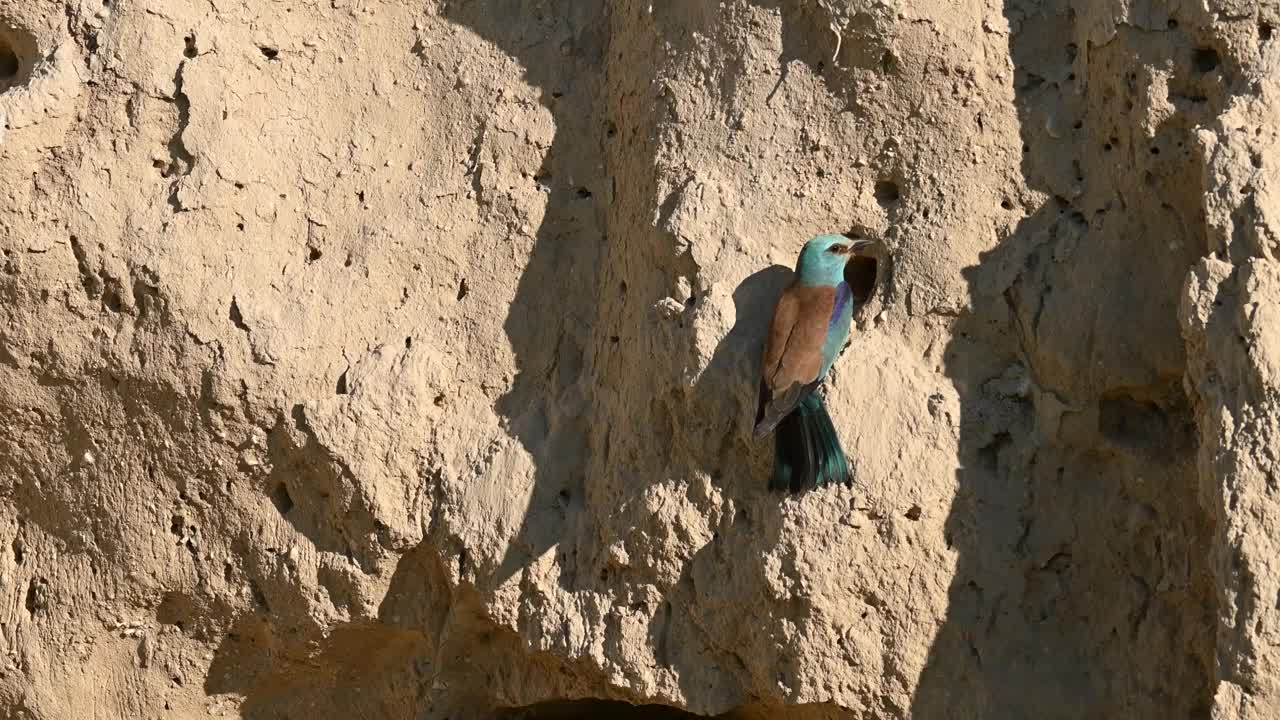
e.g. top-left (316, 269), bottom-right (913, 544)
top-left (769, 393), bottom-right (851, 493)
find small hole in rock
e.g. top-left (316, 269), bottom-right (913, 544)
top-left (576, 187), bottom-right (592, 199)
top-left (874, 180), bottom-right (900, 207)
top-left (270, 484), bottom-right (294, 515)
top-left (335, 370), bottom-right (349, 395)
top-left (307, 246), bottom-right (322, 262)
top-left (183, 36), bottom-right (197, 59)
top-left (1193, 47), bottom-right (1220, 72)
top-left (260, 46), bottom-right (279, 60)
top-left (905, 506), bottom-right (922, 521)
top-left (1252, 153), bottom-right (1263, 169)
top-left (25, 580), bottom-right (46, 614)
top-left (1001, 198), bottom-right (1013, 210)
top-left (1262, 23), bottom-right (1275, 42)
top-left (405, 336), bottom-right (413, 348)
top-left (236, 222), bottom-right (245, 232)
top-left (1167, 18), bottom-right (1179, 30)
top-left (456, 278), bottom-right (469, 300)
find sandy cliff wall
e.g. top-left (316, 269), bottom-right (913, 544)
top-left (0, 0), bottom-right (1277, 718)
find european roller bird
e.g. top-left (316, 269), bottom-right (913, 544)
top-left (755, 233), bottom-right (873, 492)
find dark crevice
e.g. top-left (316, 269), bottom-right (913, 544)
top-left (68, 235), bottom-right (103, 301)
top-left (270, 483), bottom-right (294, 516)
top-left (229, 297), bottom-right (250, 332)
top-left (24, 579), bottom-right (47, 614)
top-left (496, 700), bottom-right (706, 719)
top-left (165, 62), bottom-right (197, 211)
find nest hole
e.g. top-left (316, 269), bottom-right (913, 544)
top-left (845, 255), bottom-right (879, 305)
top-left (874, 180), bottom-right (900, 207)
top-left (1193, 47), bottom-right (1220, 73)
top-left (0, 25), bottom-right (39, 95)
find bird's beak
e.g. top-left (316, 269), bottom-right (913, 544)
top-left (845, 238), bottom-right (876, 254)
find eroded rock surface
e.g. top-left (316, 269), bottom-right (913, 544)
top-left (0, 0), bottom-right (1277, 717)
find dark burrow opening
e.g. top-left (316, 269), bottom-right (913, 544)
top-left (0, 43), bottom-right (17, 83)
top-left (845, 255), bottom-right (878, 304)
top-left (494, 699), bottom-right (813, 719)
top-left (0, 39), bottom-right (20, 91)
top-left (0, 25), bottom-right (37, 94)
top-left (496, 700), bottom-right (712, 719)
top-left (873, 179), bottom-right (900, 207)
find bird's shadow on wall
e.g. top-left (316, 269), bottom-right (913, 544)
top-left (644, 251), bottom-right (889, 708)
top-left (643, 263), bottom-right (793, 705)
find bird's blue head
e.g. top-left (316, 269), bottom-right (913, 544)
top-left (794, 233), bottom-right (873, 286)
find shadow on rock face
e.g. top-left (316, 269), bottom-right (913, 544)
top-left (201, 541), bottom-right (450, 719)
top-left (203, 616), bottom-right (429, 719)
top-left (499, 698), bottom-right (856, 719)
top-left (640, 264), bottom-right (793, 705)
top-left (440, 0), bottom-right (609, 589)
top-left (910, 2), bottom-right (1219, 718)
top-left (640, 250), bottom-right (887, 711)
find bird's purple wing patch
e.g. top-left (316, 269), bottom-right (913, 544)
top-left (827, 281), bottom-right (852, 331)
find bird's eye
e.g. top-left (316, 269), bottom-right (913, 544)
top-left (827, 244), bottom-right (848, 254)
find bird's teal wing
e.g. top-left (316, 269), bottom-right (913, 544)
top-left (754, 282), bottom-right (837, 438)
